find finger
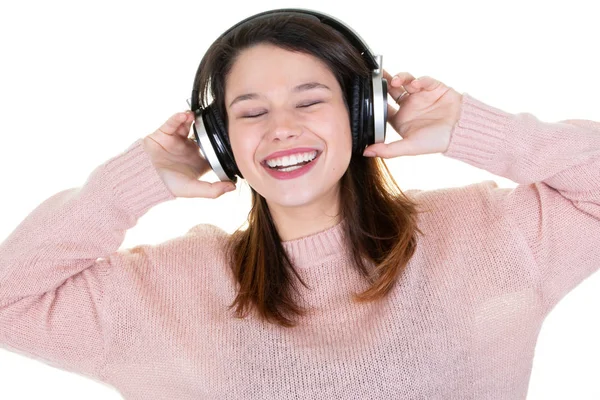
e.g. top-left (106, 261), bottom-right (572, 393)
top-left (383, 70), bottom-right (416, 88)
top-left (179, 179), bottom-right (236, 199)
top-left (410, 76), bottom-right (443, 91)
top-left (385, 71), bottom-right (417, 102)
top-left (363, 139), bottom-right (419, 159)
top-left (174, 111), bottom-right (194, 138)
top-left (389, 71), bottom-right (417, 87)
top-left (157, 112), bottom-right (189, 136)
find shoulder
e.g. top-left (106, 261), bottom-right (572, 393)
top-left (404, 180), bottom-right (511, 234)
top-left (185, 223), bottom-right (231, 240)
top-left (111, 223), bottom-right (232, 274)
top-left (180, 223), bottom-right (233, 259)
top-left (405, 180), bottom-right (506, 215)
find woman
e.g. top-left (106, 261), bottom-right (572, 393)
top-left (0, 9), bottom-right (599, 400)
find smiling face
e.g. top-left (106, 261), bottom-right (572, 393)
top-left (225, 43), bottom-right (352, 213)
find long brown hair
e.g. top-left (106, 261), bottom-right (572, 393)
top-left (196, 12), bottom-right (425, 328)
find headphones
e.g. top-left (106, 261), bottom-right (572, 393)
top-left (188, 8), bottom-right (388, 183)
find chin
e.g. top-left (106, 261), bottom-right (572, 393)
top-left (266, 191), bottom-right (321, 208)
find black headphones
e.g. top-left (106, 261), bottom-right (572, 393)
top-left (188, 8), bottom-right (388, 183)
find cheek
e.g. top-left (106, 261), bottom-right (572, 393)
top-left (335, 119), bottom-right (353, 155)
top-left (228, 130), bottom-right (246, 162)
top-left (228, 128), bottom-right (259, 170)
top-left (332, 107), bottom-right (353, 151)
top-left (323, 123), bottom-right (352, 175)
top-left (339, 122), bottom-right (354, 169)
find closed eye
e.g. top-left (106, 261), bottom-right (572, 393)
top-left (241, 101), bottom-right (322, 118)
top-left (241, 112), bottom-right (267, 119)
top-left (298, 101), bottom-right (322, 108)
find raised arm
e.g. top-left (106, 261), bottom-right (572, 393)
top-left (443, 94), bottom-right (600, 313)
top-left (0, 110), bottom-right (234, 380)
top-left (0, 138), bottom-right (175, 379)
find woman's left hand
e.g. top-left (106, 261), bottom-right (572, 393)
top-left (362, 70), bottom-right (463, 158)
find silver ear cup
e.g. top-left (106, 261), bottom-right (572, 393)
top-left (371, 54), bottom-right (386, 144)
top-left (191, 113), bottom-right (231, 182)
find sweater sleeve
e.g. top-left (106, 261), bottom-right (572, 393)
top-left (0, 138), bottom-right (176, 381)
top-left (443, 93), bottom-right (600, 314)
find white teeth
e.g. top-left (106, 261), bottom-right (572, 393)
top-left (265, 151), bottom-right (318, 168)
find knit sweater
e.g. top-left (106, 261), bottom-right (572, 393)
top-left (1, 93), bottom-right (599, 399)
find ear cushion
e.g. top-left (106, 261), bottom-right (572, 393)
top-left (204, 103), bottom-right (243, 180)
top-left (360, 74), bottom-right (374, 151)
top-left (349, 75), bottom-right (374, 155)
top-left (349, 75), bottom-right (363, 155)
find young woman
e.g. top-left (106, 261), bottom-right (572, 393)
top-left (1, 9), bottom-right (599, 400)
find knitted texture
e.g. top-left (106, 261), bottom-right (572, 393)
top-left (1, 93), bottom-right (599, 399)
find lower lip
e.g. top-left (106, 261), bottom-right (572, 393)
top-left (262, 153), bottom-right (321, 180)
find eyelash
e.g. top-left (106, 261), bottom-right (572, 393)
top-left (242, 101), bottom-right (323, 119)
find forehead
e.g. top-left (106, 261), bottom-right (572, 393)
top-left (225, 44), bottom-right (337, 91)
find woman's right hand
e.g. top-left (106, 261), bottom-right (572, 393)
top-left (142, 111), bottom-right (236, 199)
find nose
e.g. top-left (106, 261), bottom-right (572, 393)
top-left (266, 109), bottom-right (302, 142)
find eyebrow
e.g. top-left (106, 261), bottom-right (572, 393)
top-left (228, 81), bottom-right (331, 108)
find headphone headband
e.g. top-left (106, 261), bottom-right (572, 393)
top-left (191, 8), bottom-right (380, 113)
top-left (215, 9), bottom-right (379, 69)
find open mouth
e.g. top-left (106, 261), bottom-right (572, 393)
top-left (261, 151), bottom-right (322, 179)
top-left (262, 150), bottom-right (321, 171)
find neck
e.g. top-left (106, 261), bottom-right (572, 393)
top-left (268, 186), bottom-right (342, 242)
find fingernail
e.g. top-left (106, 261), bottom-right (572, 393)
top-left (391, 76), bottom-right (400, 85)
top-left (363, 150), bottom-right (376, 157)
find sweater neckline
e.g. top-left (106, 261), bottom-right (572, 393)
top-left (280, 219), bottom-right (347, 268)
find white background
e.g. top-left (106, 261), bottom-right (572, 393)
top-left (0, 0), bottom-right (599, 398)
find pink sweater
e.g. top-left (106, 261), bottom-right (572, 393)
top-left (1, 93), bottom-right (599, 399)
